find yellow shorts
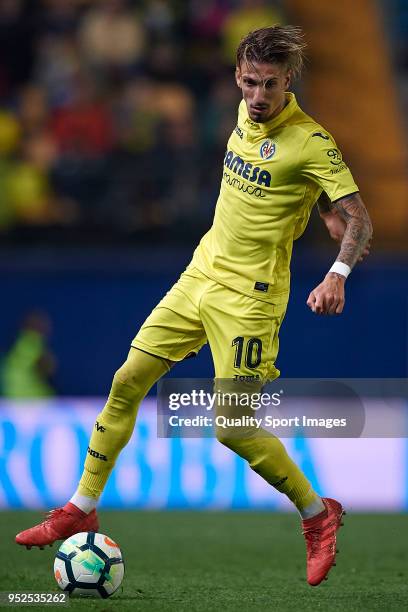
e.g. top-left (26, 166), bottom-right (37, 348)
top-left (132, 267), bottom-right (287, 379)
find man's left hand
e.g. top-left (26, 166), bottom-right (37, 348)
top-left (307, 273), bottom-right (346, 315)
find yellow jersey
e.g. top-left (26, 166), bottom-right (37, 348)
top-left (189, 92), bottom-right (358, 304)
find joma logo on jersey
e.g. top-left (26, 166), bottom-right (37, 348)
top-left (260, 139), bottom-right (276, 160)
top-left (224, 150), bottom-right (271, 187)
top-left (234, 125), bottom-right (244, 139)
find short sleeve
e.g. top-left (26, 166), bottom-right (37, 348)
top-left (300, 131), bottom-right (359, 202)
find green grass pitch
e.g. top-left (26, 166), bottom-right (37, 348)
top-left (1, 511), bottom-right (407, 611)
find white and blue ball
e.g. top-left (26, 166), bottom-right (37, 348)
top-left (54, 532), bottom-right (124, 598)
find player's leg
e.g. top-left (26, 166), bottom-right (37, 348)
top-left (202, 284), bottom-right (321, 513)
top-left (202, 283), bottom-right (344, 585)
top-left (15, 347), bottom-right (168, 548)
top-left (15, 268), bottom-right (208, 548)
top-left (74, 267), bottom-right (207, 510)
top-left (72, 347), bottom-right (171, 510)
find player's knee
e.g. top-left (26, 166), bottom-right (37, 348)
top-left (215, 427), bottom-right (241, 451)
top-left (111, 359), bottom-right (144, 399)
top-left (216, 425), bottom-right (264, 457)
top-left (113, 362), bottom-right (133, 386)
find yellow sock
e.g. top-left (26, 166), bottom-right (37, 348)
top-left (215, 382), bottom-right (318, 510)
top-left (218, 433), bottom-right (318, 510)
top-left (216, 408), bottom-right (320, 511)
top-left (78, 348), bottom-right (169, 498)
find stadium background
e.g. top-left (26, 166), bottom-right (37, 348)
top-left (0, 0), bottom-right (407, 516)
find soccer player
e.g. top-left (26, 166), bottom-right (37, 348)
top-left (16, 26), bottom-right (373, 586)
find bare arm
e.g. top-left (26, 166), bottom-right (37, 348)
top-left (318, 191), bottom-right (372, 262)
top-left (307, 192), bottom-right (373, 315)
top-left (331, 192), bottom-right (373, 269)
top-left (317, 191), bottom-right (346, 244)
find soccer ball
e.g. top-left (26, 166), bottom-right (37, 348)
top-left (54, 532), bottom-right (124, 598)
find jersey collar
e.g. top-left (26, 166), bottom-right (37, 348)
top-left (244, 92), bottom-right (298, 135)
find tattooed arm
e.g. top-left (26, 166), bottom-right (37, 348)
top-left (317, 191), bottom-right (371, 259)
top-left (317, 191), bottom-right (347, 243)
top-left (307, 192), bottom-right (373, 315)
top-left (330, 192), bottom-right (373, 268)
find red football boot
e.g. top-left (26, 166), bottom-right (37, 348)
top-left (302, 497), bottom-right (345, 586)
top-left (15, 503), bottom-right (99, 549)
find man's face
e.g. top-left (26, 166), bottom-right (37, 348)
top-left (236, 61), bottom-right (291, 123)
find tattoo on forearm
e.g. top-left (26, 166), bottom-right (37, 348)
top-left (317, 191), bottom-right (333, 215)
top-left (332, 192), bottom-right (373, 268)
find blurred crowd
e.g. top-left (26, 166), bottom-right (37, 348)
top-left (391, 0), bottom-right (408, 111)
top-left (0, 0), bottom-right (285, 245)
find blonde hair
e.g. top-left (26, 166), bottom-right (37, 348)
top-left (236, 25), bottom-right (307, 79)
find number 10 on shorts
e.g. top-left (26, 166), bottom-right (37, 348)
top-left (232, 337), bottom-right (262, 369)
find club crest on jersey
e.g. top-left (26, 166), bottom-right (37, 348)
top-left (260, 140), bottom-right (276, 160)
